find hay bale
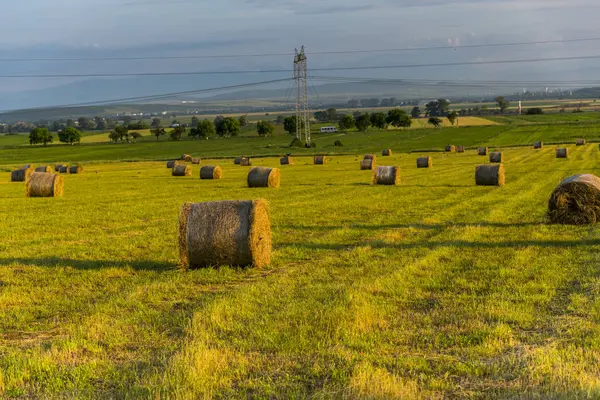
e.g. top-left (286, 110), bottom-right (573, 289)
top-left (475, 164), bottom-right (505, 186)
top-left (280, 156), bottom-right (294, 165)
top-left (416, 157), bottom-right (432, 168)
top-left (181, 154), bottom-right (192, 161)
top-left (534, 141), bottom-right (543, 149)
top-left (26, 172), bottom-right (64, 197)
top-left (373, 166), bottom-right (400, 186)
top-left (22, 164), bottom-right (34, 170)
top-left (489, 152), bottom-right (504, 163)
top-left (55, 164), bottom-right (65, 172)
top-left (200, 166), bottom-right (223, 180)
top-left (35, 166), bottom-right (52, 173)
top-left (364, 154), bottom-right (377, 162)
top-left (478, 147), bottom-right (488, 156)
top-left (178, 200), bottom-right (271, 269)
top-left (456, 146), bottom-right (465, 153)
top-left (314, 155), bottom-right (327, 165)
top-left (167, 160), bottom-right (181, 168)
top-left (576, 139), bottom-right (586, 146)
top-left (59, 166), bottom-right (69, 174)
top-left (247, 167), bottom-right (280, 188)
top-left (556, 148), bottom-right (568, 158)
top-left (446, 145), bottom-right (456, 152)
top-left (548, 174), bottom-right (600, 224)
top-left (69, 166), bottom-right (82, 174)
top-left (11, 167), bottom-right (32, 182)
top-left (191, 158), bottom-right (201, 165)
top-left (360, 159), bottom-right (374, 170)
top-left (172, 164), bottom-right (192, 177)
top-left (241, 157), bottom-right (252, 166)
top-left (234, 157), bottom-right (243, 165)
top-left (382, 149), bottom-right (392, 156)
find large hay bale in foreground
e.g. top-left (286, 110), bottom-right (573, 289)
top-left (248, 167), bottom-right (280, 188)
top-left (172, 164), bottom-right (192, 177)
top-left (556, 148), bottom-right (568, 158)
top-left (548, 174), bottom-right (600, 224)
top-left (35, 166), bottom-right (52, 173)
top-left (241, 157), bottom-right (252, 166)
top-left (416, 157), bottom-right (432, 168)
top-left (489, 152), bottom-right (504, 163)
top-left (178, 200), bottom-right (271, 269)
top-left (11, 167), bottom-right (32, 182)
top-left (534, 141), bottom-right (543, 149)
top-left (478, 147), bottom-right (488, 156)
top-left (167, 160), bottom-right (181, 168)
top-left (280, 156), bottom-right (294, 165)
top-left (59, 166), bottom-right (69, 174)
top-left (191, 158), bottom-right (201, 165)
top-left (200, 166), bottom-right (223, 180)
top-left (69, 166), bottom-right (83, 174)
top-left (576, 139), bottom-right (586, 146)
top-left (360, 159), bottom-right (374, 170)
top-left (373, 166), bottom-right (400, 186)
top-left (382, 149), bottom-right (392, 156)
top-left (26, 172), bottom-right (64, 197)
top-left (456, 146), bottom-right (465, 153)
top-left (314, 155), bottom-right (326, 165)
top-left (475, 164), bottom-right (504, 186)
top-left (446, 145), bottom-right (456, 152)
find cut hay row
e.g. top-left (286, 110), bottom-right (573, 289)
top-left (382, 149), bottom-right (392, 156)
top-left (314, 155), bottom-right (326, 165)
top-left (475, 164), bottom-right (504, 186)
top-left (548, 174), bottom-right (600, 225)
top-left (446, 145), bottom-right (456, 152)
top-left (26, 172), bottom-right (64, 197)
top-left (373, 166), bottom-right (400, 186)
top-left (280, 156), bottom-right (293, 165)
top-left (489, 152), bottom-right (503, 163)
top-left (178, 200), bottom-right (271, 269)
top-left (248, 167), bottom-right (280, 188)
top-left (478, 147), bottom-right (488, 156)
top-left (200, 166), bottom-right (223, 180)
top-left (416, 157), bottom-right (432, 168)
top-left (172, 165), bottom-right (192, 177)
top-left (556, 148), bottom-right (568, 158)
top-left (360, 159), bottom-right (374, 170)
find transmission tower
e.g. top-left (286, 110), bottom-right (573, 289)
top-left (294, 46), bottom-right (311, 147)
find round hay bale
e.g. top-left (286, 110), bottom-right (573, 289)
top-left (167, 160), bottom-right (181, 168)
top-left (234, 157), bottom-right (243, 165)
top-left (489, 152), bottom-right (504, 163)
top-left (69, 166), bottom-right (83, 174)
top-left (26, 172), bottom-right (64, 197)
top-left (180, 154), bottom-right (191, 161)
top-left (478, 147), bottom-right (488, 156)
top-left (360, 159), bottom-right (374, 170)
top-left (445, 145), bottom-right (456, 152)
top-left (456, 146), bottom-right (465, 153)
top-left (59, 166), bottom-right (69, 174)
top-left (55, 164), bottom-right (65, 172)
top-left (556, 148), bottom-right (568, 158)
top-left (35, 166), bottom-right (52, 173)
top-left (11, 167), bottom-right (32, 182)
top-left (548, 174), bottom-right (600, 224)
top-left (280, 156), bottom-right (294, 165)
top-left (314, 155), bottom-right (327, 165)
top-left (534, 141), bottom-right (543, 149)
top-left (416, 157), bottom-right (432, 168)
top-left (241, 157), bottom-right (252, 166)
top-left (191, 158), bottom-right (201, 165)
top-left (248, 167), bottom-right (280, 188)
top-left (382, 149), bottom-right (392, 156)
top-left (373, 166), bottom-right (400, 186)
top-left (178, 200), bottom-right (271, 269)
top-left (172, 164), bottom-right (192, 176)
top-left (475, 164), bottom-right (504, 186)
top-left (364, 154), bottom-right (377, 161)
top-left (576, 139), bottom-right (586, 146)
top-left (200, 166), bottom-right (223, 180)
top-left (22, 164), bottom-right (34, 170)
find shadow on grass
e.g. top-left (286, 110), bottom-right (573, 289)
top-left (0, 257), bottom-right (175, 271)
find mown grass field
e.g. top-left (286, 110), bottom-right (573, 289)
top-left (3, 126), bottom-right (600, 397)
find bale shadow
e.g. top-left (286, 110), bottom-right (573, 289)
top-left (0, 257), bottom-right (175, 271)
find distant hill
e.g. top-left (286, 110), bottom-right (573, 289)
top-left (573, 87), bottom-right (600, 98)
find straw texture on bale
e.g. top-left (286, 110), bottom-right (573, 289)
top-left (548, 174), bottom-right (600, 225)
top-left (534, 141), bottom-right (543, 149)
top-left (11, 167), bottom-right (32, 182)
top-left (373, 166), bottom-right (400, 186)
top-left (167, 160), bottom-right (181, 168)
top-left (475, 164), bottom-right (505, 186)
top-left (234, 157), bottom-right (243, 165)
top-left (69, 166), bottom-right (82, 174)
top-left (178, 200), bottom-right (271, 269)
top-left (280, 156), bottom-right (294, 165)
top-left (35, 166), bottom-right (52, 173)
top-left (478, 147), bottom-right (488, 156)
top-left (445, 145), bottom-right (456, 152)
top-left (364, 154), bottom-right (377, 162)
top-left (489, 152), bottom-right (504, 163)
top-left (382, 149), bottom-right (392, 156)
top-left (26, 172), bottom-right (64, 197)
top-left (556, 148), bottom-right (568, 158)
top-left (59, 166), bottom-right (69, 174)
top-left (360, 159), bottom-right (374, 170)
top-left (182, 154), bottom-right (192, 162)
top-left (172, 164), bottom-right (192, 177)
top-left (314, 155), bottom-right (327, 165)
top-left (576, 139), bottom-right (586, 146)
top-left (200, 166), bottom-right (223, 180)
top-left (241, 157), bottom-right (252, 166)
top-left (191, 158), bottom-right (201, 165)
top-left (416, 157), bottom-right (432, 168)
top-left (247, 167), bottom-right (280, 188)
top-left (456, 146), bottom-right (465, 153)
top-left (55, 164), bottom-right (65, 172)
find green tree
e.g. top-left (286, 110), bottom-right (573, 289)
top-left (151, 118), bottom-right (162, 129)
top-left (170, 126), bottom-right (186, 140)
top-left (191, 119), bottom-right (216, 139)
top-left (215, 117), bottom-right (240, 137)
top-left (130, 132), bottom-right (142, 142)
top-left (108, 130), bottom-right (121, 143)
top-left (370, 112), bottom-right (387, 129)
top-left (256, 120), bottom-right (274, 137)
top-left (338, 114), bottom-right (355, 131)
top-left (447, 110), bottom-right (458, 126)
top-left (113, 125), bottom-right (129, 142)
top-left (386, 109), bottom-right (412, 128)
top-left (496, 96), bottom-right (510, 113)
top-left (428, 117), bottom-right (443, 128)
top-left (78, 117), bottom-right (96, 130)
top-left (238, 115), bottom-right (249, 127)
top-left (191, 116), bottom-right (200, 128)
top-left (355, 113), bottom-right (371, 132)
top-left (58, 127), bottom-right (82, 144)
top-left (275, 115), bottom-right (285, 124)
top-left (150, 127), bottom-right (166, 140)
top-left (283, 116), bottom-right (297, 135)
top-left (411, 106), bottom-right (421, 118)
top-left (29, 127), bottom-right (53, 145)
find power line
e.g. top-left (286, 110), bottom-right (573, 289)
top-left (0, 37), bottom-right (599, 62)
top-left (2, 53), bottom-right (600, 79)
